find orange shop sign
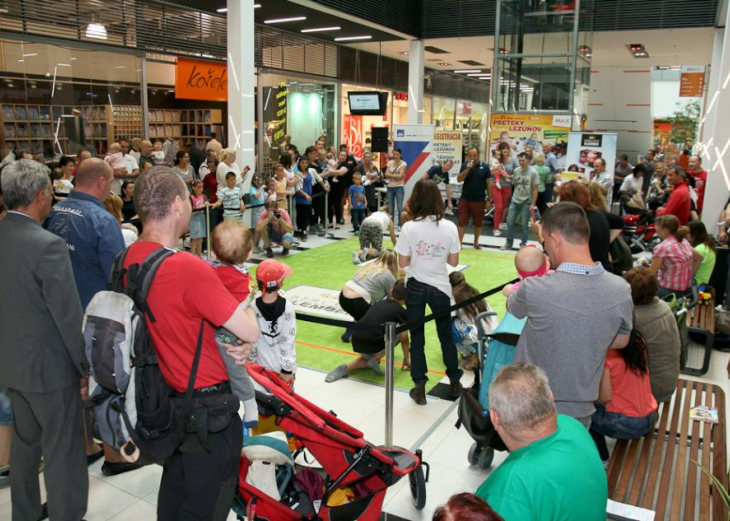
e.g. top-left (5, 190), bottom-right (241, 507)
top-left (175, 58), bottom-right (228, 102)
top-left (679, 66), bottom-right (705, 98)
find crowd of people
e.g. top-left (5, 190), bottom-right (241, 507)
top-left (0, 128), bottom-right (727, 521)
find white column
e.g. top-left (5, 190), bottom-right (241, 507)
top-left (227, 0), bottom-right (256, 223)
top-left (699, 19), bottom-right (730, 233)
top-left (408, 40), bottom-right (425, 125)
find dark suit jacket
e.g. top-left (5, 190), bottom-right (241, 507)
top-left (0, 212), bottom-right (88, 392)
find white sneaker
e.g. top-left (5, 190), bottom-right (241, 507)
top-left (493, 230), bottom-right (501, 237)
top-left (499, 223), bottom-right (508, 231)
top-left (352, 251), bottom-right (362, 265)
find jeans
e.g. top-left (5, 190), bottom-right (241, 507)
top-left (351, 208), bottom-right (366, 231)
top-left (387, 186), bottom-right (405, 226)
top-left (405, 278), bottom-right (463, 384)
top-left (589, 404), bottom-right (658, 461)
top-left (505, 198), bottom-right (532, 246)
top-left (0, 386), bottom-right (11, 426)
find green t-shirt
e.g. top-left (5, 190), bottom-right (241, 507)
top-left (694, 243), bottom-right (716, 285)
top-left (534, 164), bottom-right (551, 193)
top-left (475, 415), bottom-right (608, 521)
top-left (511, 165), bottom-right (540, 204)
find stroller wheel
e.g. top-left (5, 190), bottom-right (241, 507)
top-left (467, 442), bottom-right (481, 466)
top-left (478, 447), bottom-right (495, 470)
top-left (409, 464), bottom-right (427, 510)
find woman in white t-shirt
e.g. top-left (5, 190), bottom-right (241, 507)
top-left (394, 179), bottom-right (462, 405)
top-left (216, 148), bottom-right (249, 200)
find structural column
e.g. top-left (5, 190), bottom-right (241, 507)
top-left (699, 18), bottom-right (730, 231)
top-left (407, 40), bottom-right (425, 125)
top-left (227, 0), bottom-right (256, 187)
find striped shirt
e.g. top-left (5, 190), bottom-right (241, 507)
top-left (653, 236), bottom-right (693, 291)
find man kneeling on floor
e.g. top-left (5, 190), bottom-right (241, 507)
top-left (326, 279), bottom-right (410, 382)
top-left (475, 363), bottom-right (608, 521)
top-left (257, 199), bottom-right (294, 258)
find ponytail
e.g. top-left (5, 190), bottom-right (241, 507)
top-left (676, 226), bottom-right (689, 242)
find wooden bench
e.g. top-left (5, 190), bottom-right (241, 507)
top-left (681, 296), bottom-right (715, 376)
top-left (607, 379), bottom-right (727, 520)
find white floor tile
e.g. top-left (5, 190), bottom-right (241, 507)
top-left (142, 488), bottom-right (159, 506)
top-left (107, 499), bottom-right (157, 520)
top-left (91, 463), bottom-right (163, 500)
top-left (83, 476), bottom-right (140, 521)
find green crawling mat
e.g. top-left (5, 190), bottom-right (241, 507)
top-left (250, 238), bottom-right (516, 391)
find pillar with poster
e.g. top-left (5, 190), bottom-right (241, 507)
top-left (393, 124), bottom-right (435, 204)
top-left (563, 132), bottom-right (618, 204)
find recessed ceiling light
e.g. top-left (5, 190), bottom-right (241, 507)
top-left (455, 69), bottom-right (481, 73)
top-left (217, 8), bottom-right (227, 12)
top-left (17, 59), bottom-right (23, 63)
top-left (71, 57), bottom-right (77, 61)
top-left (400, 52), bottom-right (410, 56)
top-left (438, 62), bottom-right (451, 66)
top-left (264, 16), bottom-right (307, 24)
top-left (57, 63), bottom-right (71, 67)
top-left (0, 8), bottom-right (8, 13)
top-left (254, 3), bottom-right (261, 7)
top-left (334, 35), bottom-right (372, 41)
top-left (301, 26), bottom-right (341, 33)
top-left (467, 73), bottom-right (491, 77)
top-left (115, 65), bottom-right (126, 69)
top-left (22, 53), bottom-right (38, 57)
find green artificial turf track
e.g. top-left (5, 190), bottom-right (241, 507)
top-left (250, 238), bottom-right (517, 391)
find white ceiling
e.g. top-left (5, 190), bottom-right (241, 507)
top-left (345, 27), bottom-right (716, 73)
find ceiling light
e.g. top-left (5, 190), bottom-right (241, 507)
top-left (301, 26), bottom-right (341, 33)
top-left (57, 63), bottom-right (71, 67)
top-left (438, 62), bottom-right (451, 66)
top-left (0, 8), bottom-right (8, 13)
top-left (455, 69), bottom-right (481, 73)
top-left (86, 22), bottom-right (107, 40)
top-left (217, 8), bottom-right (227, 13)
top-left (17, 59), bottom-right (23, 63)
top-left (634, 51), bottom-right (649, 58)
top-left (264, 16), bottom-right (307, 24)
top-left (71, 57), bottom-right (77, 61)
top-left (22, 53), bottom-right (38, 57)
top-left (400, 52), bottom-right (410, 56)
top-left (334, 35), bottom-right (372, 41)
top-left (254, 3), bottom-right (261, 7)
top-left (115, 66), bottom-right (125, 69)
top-left (467, 73), bottom-right (491, 77)
top-left (628, 43), bottom-right (644, 52)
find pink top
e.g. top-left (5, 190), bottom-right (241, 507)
top-left (653, 236), bottom-right (693, 291)
top-left (104, 152), bottom-right (126, 171)
top-left (191, 194), bottom-right (206, 210)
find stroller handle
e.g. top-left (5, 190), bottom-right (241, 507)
top-left (475, 311), bottom-right (499, 339)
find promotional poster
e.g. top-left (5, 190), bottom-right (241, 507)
top-left (393, 124), bottom-right (435, 200)
top-left (488, 113), bottom-right (571, 161)
top-left (563, 133), bottom-right (618, 204)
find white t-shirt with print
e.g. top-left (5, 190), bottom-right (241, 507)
top-left (395, 216), bottom-right (461, 298)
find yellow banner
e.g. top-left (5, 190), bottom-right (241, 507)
top-left (489, 113), bottom-right (571, 156)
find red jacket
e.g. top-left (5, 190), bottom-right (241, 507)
top-left (657, 182), bottom-right (691, 225)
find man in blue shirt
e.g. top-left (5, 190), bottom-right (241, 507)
top-left (48, 158), bottom-right (125, 311)
top-left (422, 159), bottom-right (454, 213)
top-left (457, 148), bottom-right (493, 248)
top-left (48, 159), bottom-right (139, 477)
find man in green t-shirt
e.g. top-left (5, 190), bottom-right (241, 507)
top-left (501, 153), bottom-right (539, 250)
top-left (475, 364), bottom-right (608, 521)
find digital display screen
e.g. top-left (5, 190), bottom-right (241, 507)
top-left (348, 93), bottom-right (382, 111)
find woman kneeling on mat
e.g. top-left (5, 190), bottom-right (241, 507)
top-left (353, 206), bottom-right (397, 265)
top-left (327, 279), bottom-right (410, 382)
top-left (339, 249), bottom-right (400, 342)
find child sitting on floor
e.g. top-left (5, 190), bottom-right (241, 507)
top-left (502, 245), bottom-right (553, 297)
top-left (450, 272), bottom-right (498, 371)
top-left (251, 260), bottom-right (297, 384)
top-left (326, 279), bottom-right (411, 383)
top-left (208, 221), bottom-right (259, 428)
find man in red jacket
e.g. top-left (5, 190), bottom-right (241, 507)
top-left (688, 155), bottom-right (707, 215)
top-left (657, 167), bottom-right (691, 225)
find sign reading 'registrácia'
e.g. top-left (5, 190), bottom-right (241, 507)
top-left (175, 57), bottom-right (227, 102)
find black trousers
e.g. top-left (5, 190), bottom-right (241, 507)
top-left (8, 383), bottom-right (88, 521)
top-left (329, 181), bottom-right (347, 223)
top-left (157, 414), bottom-right (242, 521)
top-left (296, 203), bottom-right (312, 232)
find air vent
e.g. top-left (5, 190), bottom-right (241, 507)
top-left (459, 60), bottom-right (485, 66)
top-left (424, 45), bottom-right (450, 54)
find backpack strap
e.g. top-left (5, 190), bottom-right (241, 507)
top-left (126, 247), bottom-right (176, 323)
top-left (108, 248), bottom-right (130, 292)
top-left (183, 319), bottom-right (206, 425)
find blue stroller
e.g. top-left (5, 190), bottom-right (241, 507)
top-left (456, 311), bottom-right (526, 469)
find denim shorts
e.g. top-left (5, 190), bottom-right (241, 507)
top-left (591, 403), bottom-right (657, 440)
top-left (0, 387), bottom-right (12, 426)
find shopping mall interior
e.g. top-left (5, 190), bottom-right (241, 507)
top-left (0, 0), bottom-right (729, 520)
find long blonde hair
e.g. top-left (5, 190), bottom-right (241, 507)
top-left (355, 249), bottom-right (400, 281)
top-left (585, 180), bottom-right (608, 211)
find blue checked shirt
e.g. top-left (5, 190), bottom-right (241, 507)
top-left (556, 261), bottom-right (605, 276)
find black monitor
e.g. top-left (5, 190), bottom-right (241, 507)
top-left (348, 91), bottom-right (388, 116)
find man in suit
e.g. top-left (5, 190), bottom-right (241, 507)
top-left (0, 159), bottom-right (89, 520)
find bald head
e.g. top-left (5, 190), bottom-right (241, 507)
top-left (515, 246), bottom-right (546, 275)
top-left (74, 158), bottom-right (112, 201)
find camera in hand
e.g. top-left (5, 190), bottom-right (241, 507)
top-left (274, 211), bottom-right (281, 218)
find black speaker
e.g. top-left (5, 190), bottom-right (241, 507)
top-left (371, 127), bottom-right (389, 153)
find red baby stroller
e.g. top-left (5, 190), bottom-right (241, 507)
top-left (237, 364), bottom-right (429, 520)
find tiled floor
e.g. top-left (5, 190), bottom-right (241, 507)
top-left (2, 224), bottom-right (726, 520)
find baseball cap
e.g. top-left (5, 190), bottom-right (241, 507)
top-left (256, 259), bottom-right (292, 291)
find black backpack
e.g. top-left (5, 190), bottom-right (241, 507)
top-left (84, 247), bottom-right (204, 465)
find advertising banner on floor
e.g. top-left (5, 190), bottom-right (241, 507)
top-left (489, 113), bottom-right (571, 163)
top-left (563, 132), bottom-right (619, 202)
top-left (393, 124), bottom-right (435, 201)
top-left (433, 130), bottom-right (464, 198)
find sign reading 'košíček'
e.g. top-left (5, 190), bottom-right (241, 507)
top-left (175, 58), bottom-right (227, 102)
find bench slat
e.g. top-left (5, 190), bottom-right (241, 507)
top-left (641, 396), bottom-right (676, 510)
top-left (684, 381), bottom-right (706, 520)
top-left (668, 379), bottom-right (696, 520)
top-left (712, 385), bottom-right (728, 521)
top-left (654, 379), bottom-right (688, 517)
top-left (607, 439), bottom-right (629, 498)
top-left (616, 434), bottom-right (641, 501)
top-left (628, 421), bottom-right (657, 506)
